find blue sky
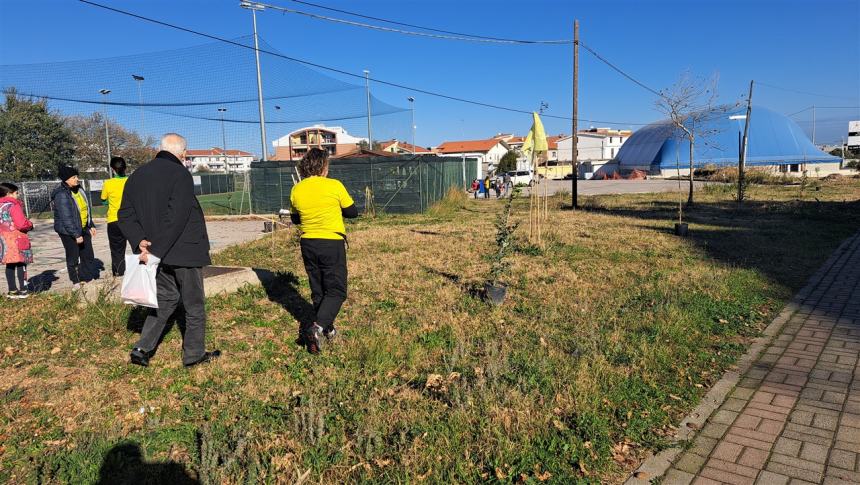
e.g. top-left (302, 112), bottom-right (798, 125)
top-left (1, 0), bottom-right (858, 154)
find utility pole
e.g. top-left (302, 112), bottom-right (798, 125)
top-left (242, 1), bottom-right (268, 161)
top-left (811, 104), bottom-right (816, 146)
top-left (571, 20), bottom-right (579, 209)
top-left (738, 80), bottom-right (754, 205)
top-left (132, 74), bottom-right (145, 136)
top-left (99, 89), bottom-right (112, 176)
top-left (364, 70), bottom-right (373, 151)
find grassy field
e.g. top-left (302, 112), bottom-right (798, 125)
top-left (1, 178), bottom-right (859, 484)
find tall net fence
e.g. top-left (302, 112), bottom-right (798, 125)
top-left (250, 155), bottom-right (475, 214)
top-left (17, 173), bottom-right (251, 219)
top-left (1, 36), bottom-right (410, 170)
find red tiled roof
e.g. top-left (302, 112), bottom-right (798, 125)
top-left (186, 148), bottom-right (253, 157)
top-left (436, 139), bottom-right (506, 153)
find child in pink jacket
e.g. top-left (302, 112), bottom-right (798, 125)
top-left (0, 183), bottom-right (34, 298)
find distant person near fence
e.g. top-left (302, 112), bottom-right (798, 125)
top-left (289, 147), bottom-right (358, 355)
top-left (52, 166), bottom-right (97, 290)
top-left (119, 133), bottom-right (220, 368)
top-left (0, 183), bottom-right (33, 298)
top-left (101, 157), bottom-right (129, 277)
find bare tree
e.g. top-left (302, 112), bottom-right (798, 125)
top-left (64, 113), bottom-right (156, 173)
top-left (656, 72), bottom-right (722, 206)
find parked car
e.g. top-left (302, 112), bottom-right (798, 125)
top-left (506, 170), bottom-right (535, 187)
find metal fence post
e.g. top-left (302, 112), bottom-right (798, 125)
top-left (21, 183), bottom-right (30, 218)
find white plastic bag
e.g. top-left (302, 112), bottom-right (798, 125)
top-left (120, 254), bottom-right (160, 308)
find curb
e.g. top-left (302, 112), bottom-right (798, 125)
top-left (623, 230), bottom-right (859, 484)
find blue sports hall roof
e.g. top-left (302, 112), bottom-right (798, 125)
top-left (615, 105), bottom-right (841, 172)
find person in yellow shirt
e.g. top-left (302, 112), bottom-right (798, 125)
top-left (289, 147), bottom-right (358, 354)
top-left (101, 157), bottom-right (129, 276)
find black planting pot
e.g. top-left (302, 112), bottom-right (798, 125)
top-left (674, 222), bottom-right (689, 237)
top-left (484, 282), bottom-right (507, 305)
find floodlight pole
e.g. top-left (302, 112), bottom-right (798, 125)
top-left (218, 108), bottom-right (228, 173)
top-left (738, 80), bottom-right (754, 205)
top-left (243, 2), bottom-right (268, 161)
top-left (571, 20), bottom-right (579, 209)
top-left (132, 74), bottom-right (145, 136)
top-left (100, 89), bottom-right (112, 176)
top-left (364, 70), bottom-right (373, 150)
top-left (408, 96), bottom-right (415, 154)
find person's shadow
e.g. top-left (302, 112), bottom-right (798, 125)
top-left (126, 306), bottom-right (188, 358)
top-left (28, 270), bottom-right (59, 292)
top-left (253, 270), bottom-right (316, 329)
top-left (96, 442), bottom-right (198, 485)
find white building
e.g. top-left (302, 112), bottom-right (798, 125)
top-left (434, 138), bottom-right (511, 178)
top-left (557, 128), bottom-right (632, 178)
top-left (185, 148), bottom-right (254, 172)
top-left (271, 125), bottom-right (367, 161)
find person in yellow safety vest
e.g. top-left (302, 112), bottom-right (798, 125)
top-left (101, 157), bottom-right (130, 276)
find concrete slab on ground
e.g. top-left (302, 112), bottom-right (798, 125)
top-left (25, 219), bottom-right (266, 293)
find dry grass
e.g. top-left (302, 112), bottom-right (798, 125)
top-left (1, 180), bottom-right (859, 484)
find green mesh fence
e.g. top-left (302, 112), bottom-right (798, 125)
top-left (250, 155), bottom-right (477, 214)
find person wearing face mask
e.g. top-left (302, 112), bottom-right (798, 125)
top-left (52, 165), bottom-right (97, 289)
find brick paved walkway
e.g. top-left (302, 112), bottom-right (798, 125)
top-left (663, 232), bottom-right (860, 485)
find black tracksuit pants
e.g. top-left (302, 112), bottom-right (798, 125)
top-left (300, 238), bottom-right (347, 332)
top-left (58, 231), bottom-right (95, 284)
top-left (107, 222), bottom-right (128, 276)
top-left (5, 263), bottom-right (26, 292)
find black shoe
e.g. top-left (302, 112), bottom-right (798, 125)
top-left (184, 350), bottom-right (221, 368)
top-left (323, 326), bottom-right (337, 341)
top-left (130, 348), bottom-right (150, 367)
top-left (305, 324), bottom-right (323, 354)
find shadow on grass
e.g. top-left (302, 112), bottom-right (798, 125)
top-left (126, 306), bottom-right (187, 359)
top-left (96, 442), bottom-right (198, 485)
top-left (422, 266), bottom-right (486, 300)
top-left (586, 197), bottom-right (860, 290)
top-left (252, 269), bottom-right (315, 329)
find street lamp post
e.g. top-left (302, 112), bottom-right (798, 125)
top-left (99, 89), bottom-right (112, 176)
top-left (407, 96), bottom-right (415, 155)
top-left (132, 74), bottom-right (145, 136)
top-left (241, 1), bottom-right (268, 161)
top-left (218, 107), bottom-right (228, 173)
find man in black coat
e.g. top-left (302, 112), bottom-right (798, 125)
top-left (118, 133), bottom-right (220, 368)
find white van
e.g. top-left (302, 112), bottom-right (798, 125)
top-left (506, 170), bottom-right (535, 187)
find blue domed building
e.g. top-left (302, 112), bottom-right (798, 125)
top-left (614, 105), bottom-right (845, 177)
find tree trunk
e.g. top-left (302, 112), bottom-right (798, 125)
top-left (687, 138), bottom-right (695, 206)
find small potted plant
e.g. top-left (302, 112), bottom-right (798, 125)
top-left (485, 189), bottom-right (519, 304)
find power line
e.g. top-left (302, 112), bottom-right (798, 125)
top-left (255, 1), bottom-right (570, 45)
top-left (77, 0), bottom-right (650, 126)
top-left (787, 106), bottom-right (860, 117)
top-left (255, 1), bottom-right (664, 98)
top-left (578, 41), bottom-right (663, 98)
top-left (278, 0), bottom-right (572, 44)
top-left (758, 82), bottom-right (858, 101)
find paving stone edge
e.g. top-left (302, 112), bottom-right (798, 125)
top-left (622, 232), bottom-right (856, 485)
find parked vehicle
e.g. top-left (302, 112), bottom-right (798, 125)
top-left (506, 170), bottom-right (535, 187)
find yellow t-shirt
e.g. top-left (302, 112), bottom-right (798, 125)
top-left (289, 176), bottom-right (355, 240)
top-left (72, 190), bottom-right (88, 228)
top-left (100, 176), bottom-right (128, 223)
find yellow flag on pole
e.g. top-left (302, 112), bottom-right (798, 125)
top-left (521, 112), bottom-right (548, 159)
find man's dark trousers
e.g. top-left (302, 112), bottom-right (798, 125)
top-left (58, 231), bottom-right (96, 283)
top-left (300, 238), bottom-right (347, 333)
top-left (107, 222), bottom-right (127, 276)
top-left (135, 264), bottom-right (206, 365)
